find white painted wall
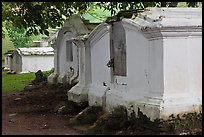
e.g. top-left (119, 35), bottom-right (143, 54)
top-left (160, 36), bottom-right (202, 117)
top-left (187, 37), bottom-right (202, 98)
top-left (58, 37), bottom-right (68, 76)
top-left (163, 38), bottom-right (189, 95)
top-left (126, 29), bottom-right (150, 95)
top-left (87, 32), bottom-right (112, 106)
top-left (148, 39), bottom-right (164, 97)
top-left (21, 55), bottom-right (54, 73)
top-left (90, 33), bottom-right (111, 85)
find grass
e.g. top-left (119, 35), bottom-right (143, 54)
top-left (2, 61), bottom-right (5, 68)
top-left (2, 71), bottom-right (35, 94)
top-left (2, 69), bottom-right (54, 94)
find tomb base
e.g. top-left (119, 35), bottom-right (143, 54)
top-left (104, 89), bottom-right (202, 120)
top-left (47, 73), bottom-right (58, 84)
top-left (57, 74), bottom-right (67, 83)
top-left (87, 84), bottom-right (110, 107)
top-left (68, 83), bottom-right (89, 103)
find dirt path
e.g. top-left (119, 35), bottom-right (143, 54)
top-left (2, 112), bottom-right (82, 135)
top-left (2, 84), bottom-right (86, 135)
top-left (2, 83), bottom-right (202, 135)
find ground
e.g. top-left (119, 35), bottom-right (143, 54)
top-left (2, 83), bottom-right (202, 135)
top-left (2, 83), bottom-right (87, 135)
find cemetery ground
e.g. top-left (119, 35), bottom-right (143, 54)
top-left (2, 71), bottom-right (202, 135)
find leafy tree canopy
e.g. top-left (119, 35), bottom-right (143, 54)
top-left (6, 24), bottom-right (33, 48)
top-left (2, 2), bottom-right (199, 36)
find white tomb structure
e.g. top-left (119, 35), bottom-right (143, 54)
top-left (11, 47), bottom-right (54, 73)
top-left (48, 14), bottom-right (90, 84)
top-left (4, 50), bottom-right (14, 71)
top-left (68, 23), bottom-right (111, 102)
top-left (67, 8), bottom-right (202, 120)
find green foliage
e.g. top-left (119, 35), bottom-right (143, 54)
top-left (177, 2), bottom-right (188, 7)
top-left (2, 2), bottom-right (93, 36)
top-left (98, 2), bottom-right (146, 15)
top-left (2, 28), bottom-right (40, 62)
top-left (6, 25), bottom-right (33, 48)
top-left (187, 2), bottom-right (199, 7)
top-left (2, 2), bottom-right (199, 36)
top-left (42, 68), bottom-right (54, 78)
top-left (2, 71), bottom-right (35, 94)
top-left (82, 4), bottom-right (113, 23)
top-left (2, 37), bottom-right (15, 62)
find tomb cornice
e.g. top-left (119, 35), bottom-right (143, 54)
top-left (122, 20), bottom-right (202, 40)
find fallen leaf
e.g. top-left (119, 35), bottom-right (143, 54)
top-left (14, 98), bottom-right (21, 101)
top-left (9, 113), bottom-right (17, 117)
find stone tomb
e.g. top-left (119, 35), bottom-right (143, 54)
top-left (68, 23), bottom-right (111, 102)
top-left (48, 14), bottom-right (90, 84)
top-left (11, 47), bottom-right (54, 73)
top-left (3, 50), bottom-right (14, 71)
top-left (68, 8), bottom-right (202, 120)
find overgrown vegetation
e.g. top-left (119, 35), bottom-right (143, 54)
top-left (159, 112), bottom-right (202, 134)
top-left (82, 106), bottom-right (202, 135)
